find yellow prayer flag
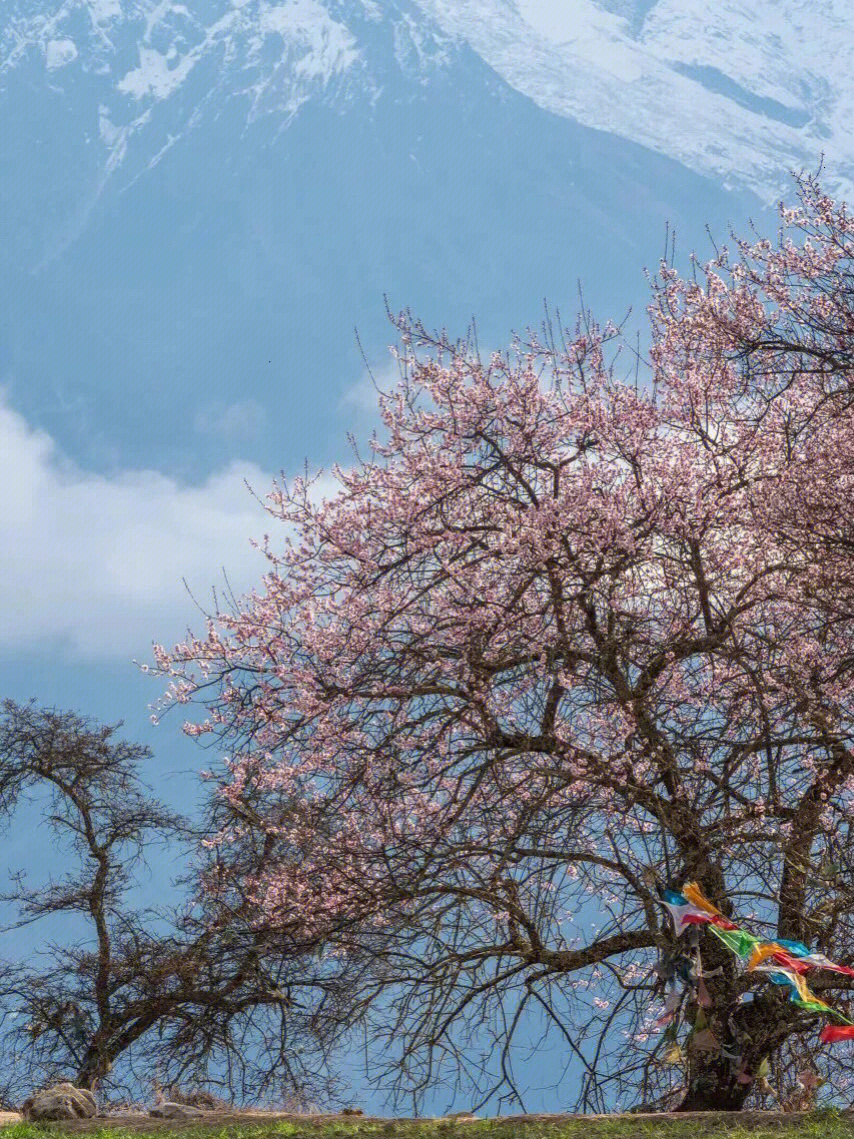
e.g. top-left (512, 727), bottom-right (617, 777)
top-left (682, 881), bottom-right (724, 917)
top-left (748, 943), bottom-right (785, 971)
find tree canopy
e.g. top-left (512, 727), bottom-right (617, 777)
top-left (154, 176), bottom-right (854, 1112)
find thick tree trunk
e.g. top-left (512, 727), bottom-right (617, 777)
top-left (76, 1038), bottom-right (113, 1090)
top-left (675, 996), bottom-right (791, 1112)
top-left (675, 1054), bottom-right (751, 1111)
top-left (76, 1065), bottom-right (106, 1092)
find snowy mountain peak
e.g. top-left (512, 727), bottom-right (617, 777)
top-left (111, 1), bottom-right (362, 105)
top-left (2, 0), bottom-right (852, 204)
top-left (2, 0), bottom-right (455, 190)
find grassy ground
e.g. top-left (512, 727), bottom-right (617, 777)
top-left (1, 1111), bottom-right (852, 1139)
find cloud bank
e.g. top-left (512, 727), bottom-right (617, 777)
top-left (0, 397), bottom-right (277, 661)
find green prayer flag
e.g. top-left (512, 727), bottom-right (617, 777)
top-left (708, 924), bottom-right (760, 958)
top-left (662, 1019), bottom-right (680, 1043)
top-left (792, 999), bottom-right (833, 1016)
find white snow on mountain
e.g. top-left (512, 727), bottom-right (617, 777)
top-left (1, 0), bottom-right (377, 99)
top-left (1, 0), bottom-right (852, 200)
top-left (44, 37), bottom-right (78, 68)
top-left (412, 0), bottom-right (853, 201)
top-left (1, 0), bottom-right (379, 182)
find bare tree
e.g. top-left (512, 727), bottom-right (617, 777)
top-left (0, 700), bottom-right (359, 1108)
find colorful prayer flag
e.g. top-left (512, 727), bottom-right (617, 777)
top-left (707, 923), bottom-right (760, 958)
top-left (658, 891), bottom-right (715, 937)
top-left (776, 939), bottom-right (811, 958)
top-left (748, 943), bottom-right (811, 974)
top-left (804, 953), bottom-right (854, 978)
top-left (682, 882), bottom-right (725, 916)
top-left (673, 883), bottom-right (854, 1043)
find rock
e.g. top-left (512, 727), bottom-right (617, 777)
top-left (149, 1102), bottom-right (207, 1119)
top-left (164, 1087), bottom-right (224, 1110)
top-left (21, 1083), bottom-right (97, 1121)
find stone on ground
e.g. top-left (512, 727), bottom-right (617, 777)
top-left (21, 1083), bottom-right (97, 1121)
top-left (149, 1101), bottom-right (208, 1118)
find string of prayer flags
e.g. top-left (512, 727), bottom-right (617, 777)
top-left (653, 950), bottom-right (695, 1025)
top-left (777, 939), bottom-right (811, 957)
top-left (681, 882), bottom-right (724, 916)
top-left (652, 936), bottom-right (717, 1034)
top-left (657, 883), bottom-right (854, 1044)
top-left (748, 943), bottom-right (812, 974)
top-left (753, 964), bottom-right (840, 1016)
top-left (681, 883), bottom-right (754, 932)
top-left (757, 939), bottom-right (854, 977)
top-left (798, 953), bottom-right (854, 978)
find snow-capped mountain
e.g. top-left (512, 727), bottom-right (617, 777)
top-left (2, 0), bottom-right (849, 208)
top-left (0, 0), bottom-right (834, 486)
top-left (1, 0), bottom-right (462, 178)
top-left (0, 0), bottom-right (456, 264)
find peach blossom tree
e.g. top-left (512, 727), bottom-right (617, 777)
top-left (155, 177), bottom-right (854, 1112)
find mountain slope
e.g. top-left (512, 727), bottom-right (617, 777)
top-left (1, 0), bottom-right (774, 483)
top-left (414, 0), bottom-right (853, 202)
top-left (1, 0), bottom-right (453, 268)
top-left (3, 0), bottom-right (849, 214)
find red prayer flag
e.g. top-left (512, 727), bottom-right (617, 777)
top-left (769, 951), bottom-right (811, 974)
top-left (819, 963), bottom-right (854, 978)
top-left (819, 1025), bottom-right (854, 1044)
top-left (709, 914), bottom-right (740, 932)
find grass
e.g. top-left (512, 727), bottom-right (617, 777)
top-left (1, 1110), bottom-right (853, 1139)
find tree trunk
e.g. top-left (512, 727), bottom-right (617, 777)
top-left (675, 1053), bottom-right (752, 1111)
top-left (675, 996), bottom-right (791, 1112)
top-left (76, 1038), bottom-right (113, 1090)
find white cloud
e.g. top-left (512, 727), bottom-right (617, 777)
top-left (337, 362), bottom-right (401, 416)
top-left (0, 397), bottom-right (280, 661)
top-left (193, 398), bottom-right (266, 441)
top-left (338, 374), bottom-right (384, 416)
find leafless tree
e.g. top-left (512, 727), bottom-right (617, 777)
top-left (0, 700), bottom-right (361, 1108)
